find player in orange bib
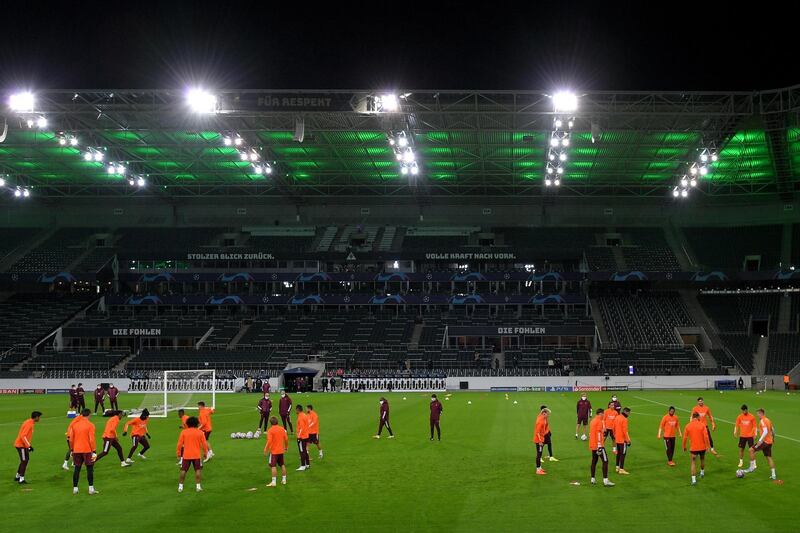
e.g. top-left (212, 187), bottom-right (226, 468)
top-left (657, 406), bottom-right (681, 466)
top-left (613, 407), bottom-right (632, 474)
top-left (690, 397), bottom-right (717, 455)
top-left (198, 402), bottom-right (215, 461)
top-left (14, 411), bottom-right (41, 484)
top-left (532, 408), bottom-right (550, 475)
top-left (176, 416), bottom-right (209, 492)
top-left (123, 408), bottom-right (151, 463)
top-left (68, 409), bottom-right (99, 495)
top-left (63, 413), bottom-right (83, 470)
top-left (682, 412), bottom-right (711, 485)
top-left (306, 404), bottom-right (323, 459)
top-left (589, 408), bottom-right (614, 487)
top-left (94, 410), bottom-right (127, 467)
top-left (746, 408), bottom-right (777, 480)
top-left (295, 405), bottom-right (311, 471)
top-left (733, 404), bottom-right (757, 469)
top-left (264, 416), bottom-right (289, 486)
top-left (603, 403), bottom-right (618, 450)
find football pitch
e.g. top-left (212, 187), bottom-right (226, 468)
top-left (1, 389), bottom-right (797, 532)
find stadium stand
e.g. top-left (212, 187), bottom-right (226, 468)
top-left (497, 227), bottom-right (601, 262)
top-left (596, 291), bottom-right (693, 346)
top-left (684, 225), bottom-right (783, 270)
top-left (585, 247), bottom-right (617, 271)
top-left (715, 334), bottom-right (756, 373)
top-left (765, 334), bottom-right (800, 374)
top-left (11, 228), bottom-right (105, 272)
top-left (620, 228), bottom-right (681, 272)
top-left (114, 227), bottom-right (229, 258)
top-left (0, 228), bottom-right (41, 263)
top-left (0, 293), bottom-right (94, 350)
top-left (698, 293), bottom-right (781, 332)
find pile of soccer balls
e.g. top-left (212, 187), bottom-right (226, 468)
top-left (230, 430), bottom-right (261, 440)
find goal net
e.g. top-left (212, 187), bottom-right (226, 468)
top-left (127, 370), bottom-right (216, 418)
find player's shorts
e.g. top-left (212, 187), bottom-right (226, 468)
top-left (16, 447), bottom-right (29, 462)
top-left (690, 450), bottom-right (706, 458)
top-left (308, 433), bottom-right (319, 444)
top-left (577, 415), bottom-right (589, 425)
top-left (543, 433), bottom-right (552, 445)
top-left (738, 437), bottom-right (754, 449)
top-left (268, 453), bottom-right (285, 467)
top-left (180, 459), bottom-right (202, 472)
top-left (101, 437), bottom-right (119, 451)
top-left (73, 452), bottom-right (95, 467)
top-left (593, 447), bottom-right (608, 462)
top-left (753, 442), bottom-right (772, 457)
top-left (203, 431), bottom-right (212, 441)
top-left (604, 429), bottom-right (614, 439)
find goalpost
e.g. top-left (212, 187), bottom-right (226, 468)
top-left (127, 369), bottom-right (216, 418)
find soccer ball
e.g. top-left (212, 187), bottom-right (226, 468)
top-left (403, 397), bottom-right (407, 400)
top-left (467, 401), bottom-right (472, 405)
top-left (581, 434), bottom-right (588, 441)
top-left (246, 431), bottom-right (254, 439)
top-left (513, 400), bottom-right (518, 404)
top-left (238, 432), bottom-right (246, 439)
top-left (445, 397), bottom-right (449, 401)
top-left (736, 469), bottom-right (745, 478)
top-left (254, 431), bottom-right (261, 439)
top-left (230, 433), bottom-right (237, 439)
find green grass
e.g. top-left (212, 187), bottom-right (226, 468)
top-left (1, 390), bottom-right (797, 532)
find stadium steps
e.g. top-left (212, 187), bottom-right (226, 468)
top-left (392, 227), bottom-right (407, 251)
top-left (588, 299), bottom-right (610, 345)
top-left (315, 226), bottom-right (339, 252)
top-left (679, 290), bottom-right (722, 348)
top-left (66, 246), bottom-right (99, 273)
top-left (754, 336), bottom-right (770, 375)
top-left (777, 294), bottom-right (792, 333)
top-left (227, 323), bottom-right (252, 349)
top-left (0, 227), bottom-right (55, 272)
top-left (611, 247), bottom-right (627, 270)
top-left (663, 224), bottom-right (694, 270)
top-left (378, 226), bottom-right (396, 252)
top-left (409, 322), bottom-right (424, 347)
top-left (113, 352), bottom-right (137, 372)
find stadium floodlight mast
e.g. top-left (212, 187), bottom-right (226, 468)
top-left (186, 88), bottom-right (218, 113)
top-left (552, 90), bottom-right (578, 112)
top-left (8, 91), bottom-right (35, 112)
top-left (0, 176), bottom-right (5, 187)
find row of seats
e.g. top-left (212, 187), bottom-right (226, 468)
top-left (698, 293), bottom-right (780, 332)
top-left (684, 225), bottom-right (783, 270)
top-left (765, 334), bottom-right (800, 374)
top-left (597, 291), bottom-right (693, 346)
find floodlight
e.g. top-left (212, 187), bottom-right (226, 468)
top-left (410, 165), bottom-right (419, 175)
top-left (0, 177), bottom-right (5, 187)
top-left (395, 153), bottom-right (402, 161)
top-left (711, 153), bottom-right (718, 162)
top-left (26, 119), bottom-right (34, 128)
top-left (568, 119), bottom-right (574, 129)
top-left (380, 94), bottom-right (399, 112)
top-left (117, 165), bottom-right (126, 175)
top-left (555, 119), bottom-right (563, 128)
top-left (553, 91), bottom-right (578, 112)
top-left (239, 152), bottom-right (249, 161)
top-left (403, 150), bottom-right (415, 163)
top-left (397, 136), bottom-right (408, 148)
top-left (59, 137), bottom-right (67, 146)
top-left (14, 189), bottom-right (21, 197)
top-left (401, 166), bottom-right (409, 175)
top-left (70, 137), bottom-right (78, 146)
top-left (128, 178), bottom-right (135, 186)
top-left (186, 89), bottom-right (217, 113)
top-left (36, 116), bottom-right (48, 129)
top-left (690, 178), bottom-right (697, 187)
top-left (561, 138), bottom-right (570, 147)
top-left (265, 166), bottom-right (273, 175)
top-left (253, 165), bottom-right (263, 175)
top-left (22, 189), bottom-right (30, 197)
top-left (223, 137), bottom-right (232, 146)
top-left (9, 92), bottom-right (35, 112)
top-left (249, 151), bottom-right (259, 162)
top-left (547, 166), bottom-right (554, 174)
top-left (548, 151), bottom-right (555, 161)
top-left (689, 166), bottom-right (698, 175)
top-left (107, 165), bottom-right (116, 174)
top-left (699, 166), bottom-right (708, 176)
top-left (137, 177), bottom-right (146, 187)
top-left (93, 152), bottom-right (104, 162)
top-left (388, 138), bottom-right (395, 146)
top-left (234, 137), bottom-right (243, 146)
top-left (700, 153), bottom-right (708, 162)
top-left (550, 137), bottom-right (559, 147)
top-left (680, 189), bottom-right (688, 198)
top-left (556, 166), bottom-right (564, 175)
top-left (83, 152), bottom-right (93, 161)
top-left (559, 152), bottom-right (567, 162)
top-left (554, 178), bottom-right (560, 186)
top-left (545, 178), bottom-right (552, 186)
top-left (680, 177), bottom-right (688, 187)
top-left (672, 188), bottom-right (680, 197)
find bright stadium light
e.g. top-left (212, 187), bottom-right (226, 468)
top-left (700, 153), bottom-right (708, 162)
top-left (378, 94), bottom-right (399, 112)
top-left (699, 166), bottom-right (708, 176)
top-left (711, 153), bottom-right (718, 162)
top-left (555, 119), bottom-right (563, 128)
top-left (689, 165), bottom-right (698, 175)
top-left (137, 177), bottom-right (146, 187)
top-left (690, 178), bottom-right (697, 187)
top-left (106, 165), bottom-right (115, 175)
top-left (561, 138), bottom-right (570, 147)
top-left (26, 119), bottom-right (34, 128)
top-left (556, 166), bottom-right (564, 175)
top-left (681, 189), bottom-right (688, 198)
top-left (22, 189), bottom-right (30, 198)
top-left (249, 151), bottom-right (259, 162)
top-left (93, 152), bottom-right (104, 162)
top-left (410, 165), bottom-right (419, 175)
top-left (186, 88), bottom-right (217, 113)
top-left (672, 188), bottom-right (680, 198)
top-left (265, 165), bottom-right (273, 175)
top-left (554, 178), bottom-right (560, 186)
top-left (545, 178), bottom-right (552, 186)
top-left (550, 137), bottom-right (559, 147)
top-left (548, 151), bottom-right (555, 161)
top-left (403, 150), bottom-right (415, 163)
top-left (223, 136), bottom-right (232, 146)
top-left (559, 152), bottom-right (567, 162)
top-left (83, 152), bottom-right (93, 161)
top-left (397, 136), bottom-right (409, 148)
top-left (239, 151), bottom-right (249, 161)
top-left (234, 136), bottom-right (243, 146)
top-left (9, 91), bottom-right (35, 112)
top-left (547, 166), bottom-right (554, 174)
top-left (0, 177), bottom-right (5, 187)
top-left (128, 178), bottom-right (135, 186)
top-left (70, 137), bottom-right (79, 146)
top-left (401, 166), bottom-right (409, 175)
top-left (553, 91), bottom-right (578, 112)
top-left (680, 177), bottom-right (688, 188)
top-left (59, 137), bottom-right (67, 146)
top-left (36, 116), bottom-right (48, 129)
top-left (253, 165), bottom-right (263, 175)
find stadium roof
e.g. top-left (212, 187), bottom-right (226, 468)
top-left (1, 87), bottom-right (799, 200)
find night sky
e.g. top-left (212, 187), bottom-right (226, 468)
top-left (0, 1), bottom-right (796, 91)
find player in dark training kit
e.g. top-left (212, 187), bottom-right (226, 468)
top-left (93, 385), bottom-right (106, 414)
top-left (108, 383), bottom-right (120, 410)
top-left (257, 394), bottom-right (272, 432)
top-left (69, 385), bottom-right (79, 411)
top-left (576, 393), bottom-right (592, 440)
top-left (374, 397), bottom-right (394, 438)
top-left (76, 383), bottom-right (86, 410)
top-left (430, 394), bottom-right (443, 441)
top-left (279, 392), bottom-right (293, 434)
